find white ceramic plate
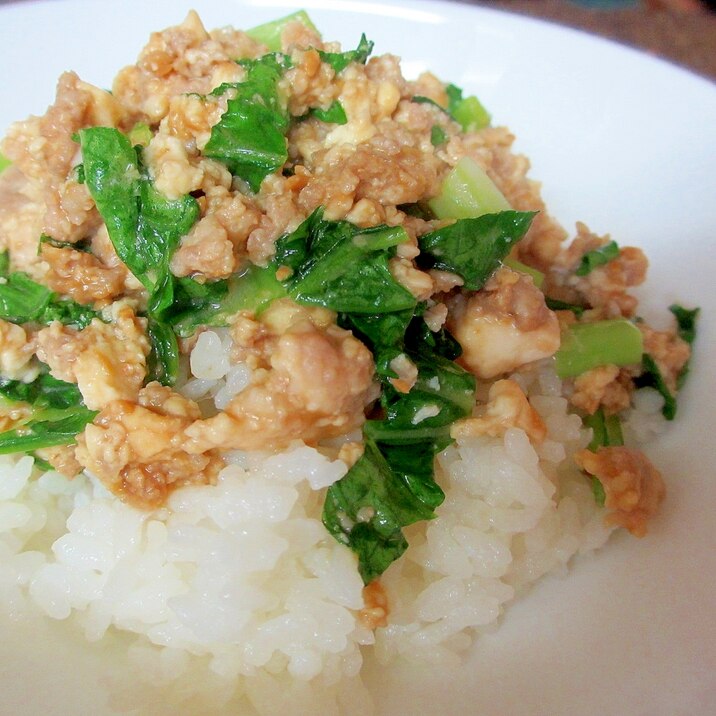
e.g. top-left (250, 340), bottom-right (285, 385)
top-left (1, 1), bottom-right (715, 714)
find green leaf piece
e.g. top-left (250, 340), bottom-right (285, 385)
top-left (0, 372), bottom-right (96, 453)
top-left (318, 34), bottom-right (374, 74)
top-left (417, 211), bottom-right (536, 290)
top-left (575, 240), bottom-right (620, 276)
top-left (203, 54), bottom-right (291, 192)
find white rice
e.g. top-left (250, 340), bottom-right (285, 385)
top-left (0, 335), bottom-right (666, 714)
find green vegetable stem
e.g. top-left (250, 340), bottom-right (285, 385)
top-left (428, 156), bottom-right (511, 220)
top-left (555, 319), bottom-right (643, 378)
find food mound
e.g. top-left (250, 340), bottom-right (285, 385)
top-left (0, 10), bottom-right (698, 714)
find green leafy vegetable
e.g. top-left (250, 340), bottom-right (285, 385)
top-left (544, 296), bottom-right (585, 318)
top-left (590, 477), bottom-right (606, 507)
top-left (670, 304), bottom-right (699, 346)
top-left (79, 126), bottom-right (200, 384)
top-left (246, 10), bottom-right (319, 52)
top-left (412, 86), bottom-right (491, 133)
top-left (170, 268), bottom-right (286, 337)
top-left (0, 373), bottom-right (83, 413)
top-left (584, 408), bottom-right (624, 452)
top-left (39, 233), bottom-right (92, 253)
top-left (322, 439), bottom-right (433, 583)
top-left (417, 211), bottom-right (536, 290)
top-left (307, 100), bottom-right (348, 125)
top-left (203, 54), bottom-right (291, 192)
top-left (318, 34), bottom-right (373, 74)
top-left (411, 96), bottom-right (444, 111)
top-left (0, 152), bottom-right (10, 174)
top-left (80, 127), bottom-right (199, 297)
top-left (0, 409), bottom-right (97, 454)
top-left (146, 320), bottom-right (179, 386)
top-left (0, 271), bottom-right (98, 329)
top-left (583, 408), bottom-right (624, 507)
top-left (128, 122), bottom-right (153, 147)
top-left (31, 454), bottom-right (54, 472)
top-left (575, 240), bottom-right (620, 276)
top-left (670, 304), bottom-right (700, 390)
top-left (555, 319), bottom-right (643, 378)
top-left (0, 272), bottom-right (53, 324)
top-left (445, 83), bottom-right (491, 132)
top-left (324, 313), bottom-right (476, 584)
top-left (0, 251), bottom-right (9, 276)
top-left (430, 125), bottom-right (447, 146)
top-left (273, 208), bottom-right (417, 314)
top-left (635, 305), bottom-right (699, 419)
top-left (0, 372), bottom-right (96, 454)
top-left (636, 353), bottom-right (677, 420)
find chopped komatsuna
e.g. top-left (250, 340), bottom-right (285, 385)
top-left (0, 9), bottom-right (700, 710)
top-left (446, 83), bottom-right (491, 131)
top-left (0, 152), bottom-right (10, 173)
top-left (203, 54), bottom-right (292, 192)
top-left (417, 211), bottom-right (536, 290)
top-left (128, 122), bottom-right (153, 147)
top-left (555, 319), bottom-right (644, 378)
top-left (271, 208), bottom-right (417, 314)
top-left (318, 33), bottom-right (374, 73)
top-left (411, 84), bottom-right (491, 132)
top-left (428, 156), bottom-right (511, 219)
top-left (79, 126), bottom-right (199, 384)
top-left (305, 100), bottom-right (348, 125)
top-left (545, 296), bottom-right (585, 317)
top-left (583, 408), bottom-right (624, 506)
top-left (0, 372), bottom-right (96, 453)
top-left (0, 269), bottom-right (99, 329)
top-left (575, 239), bottom-right (620, 276)
top-left (245, 9), bottom-right (319, 51)
top-left (634, 305), bottom-right (699, 420)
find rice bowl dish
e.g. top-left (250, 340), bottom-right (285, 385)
top-left (0, 5), bottom-right (706, 715)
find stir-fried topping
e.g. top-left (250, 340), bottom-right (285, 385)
top-left (0, 10), bottom-right (698, 584)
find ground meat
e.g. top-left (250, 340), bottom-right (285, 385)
top-left (34, 445), bottom-right (82, 478)
top-left (359, 581), bottom-right (389, 630)
top-left (0, 170), bottom-right (46, 277)
top-left (389, 256), bottom-right (434, 301)
top-left (447, 267), bottom-right (561, 380)
top-left (570, 364), bottom-right (634, 415)
top-left (170, 214), bottom-right (236, 279)
top-left (575, 446), bottom-right (666, 537)
top-left (287, 60), bottom-right (441, 222)
top-left (35, 303), bottom-right (150, 410)
top-left (298, 137), bottom-right (440, 219)
top-left (246, 175), bottom-right (307, 264)
top-left (0, 319), bottom-right (37, 382)
top-left (143, 134), bottom-right (205, 199)
top-left (282, 48), bottom-right (337, 117)
top-left (388, 353), bottom-right (418, 394)
top-left (451, 379), bottom-right (547, 444)
top-left (76, 382), bottom-right (222, 508)
top-left (112, 11), bottom-right (261, 123)
top-left (185, 302), bottom-right (376, 452)
top-left (163, 92), bottom-right (228, 154)
top-left (40, 243), bottom-right (127, 305)
top-left (2, 72), bottom-right (124, 246)
top-left (0, 402), bottom-right (32, 434)
top-left (542, 223), bottom-right (649, 317)
top-left (279, 19), bottom-right (325, 54)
